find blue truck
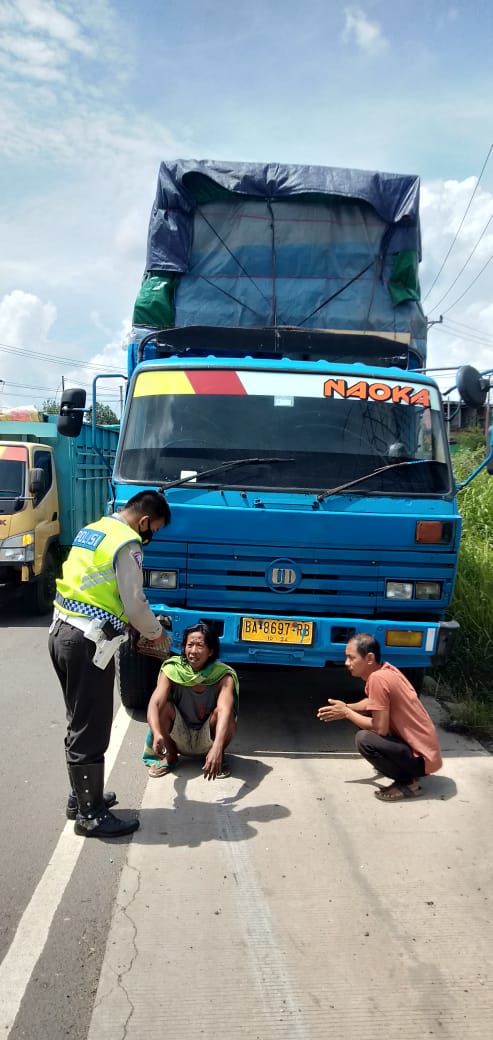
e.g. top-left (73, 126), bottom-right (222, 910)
top-left (58, 160), bottom-right (493, 707)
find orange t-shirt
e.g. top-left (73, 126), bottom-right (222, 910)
top-left (365, 663), bottom-right (442, 774)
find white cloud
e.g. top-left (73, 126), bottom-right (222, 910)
top-left (64, 320), bottom-right (129, 419)
top-left (0, 31), bottom-right (65, 66)
top-left (0, 0), bottom-right (94, 57)
top-left (343, 7), bottom-right (388, 54)
top-left (420, 176), bottom-right (493, 391)
top-left (0, 49), bottom-right (64, 81)
top-left (0, 290), bottom-right (59, 406)
top-left (0, 0), bottom-right (122, 95)
top-left (0, 288), bottom-right (56, 345)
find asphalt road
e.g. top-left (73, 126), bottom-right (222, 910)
top-left (1, 608), bottom-right (492, 1039)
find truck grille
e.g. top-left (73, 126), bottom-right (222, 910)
top-left (144, 542), bottom-right (455, 618)
top-left (184, 543), bottom-right (454, 618)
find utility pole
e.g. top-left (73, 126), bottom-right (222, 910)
top-left (426, 314), bottom-right (443, 329)
top-left (119, 383), bottom-right (123, 420)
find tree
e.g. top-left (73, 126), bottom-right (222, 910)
top-left (85, 402), bottom-right (119, 426)
top-left (42, 398), bottom-right (59, 415)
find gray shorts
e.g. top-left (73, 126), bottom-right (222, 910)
top-left (170, 707), bottom-right (213, 756)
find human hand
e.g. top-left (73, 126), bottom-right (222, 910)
top-left (152, 733), bottom-right (166, 757)
top-left (148, 626), bottom-right (169, 647)
top-left (202, 744), bottom-right (223, 781)
top-left (317, 699), bottom-right (348, 722)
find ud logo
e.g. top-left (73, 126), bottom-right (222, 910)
top-left (266, 559), bottom-right (301, 592)
top-left (271, 567), bottom-right (296, 586)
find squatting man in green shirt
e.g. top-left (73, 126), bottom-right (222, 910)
top-left (144, 621), bottom-right (238, 781)
top-left (49, 490), bottom-right (171, 838)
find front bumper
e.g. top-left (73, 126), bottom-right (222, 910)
top-left (148, 604), bottom-right (459, 669)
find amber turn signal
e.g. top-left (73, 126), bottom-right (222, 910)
top-left (416, 521), bottom-right (444, 544)
top-left (385, 630), bottom-right (423, 648)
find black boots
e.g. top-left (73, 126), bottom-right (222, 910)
top-left (66, 788), bottom-right (117, 820)
top-left (69, 763), bottom-right (139, 838)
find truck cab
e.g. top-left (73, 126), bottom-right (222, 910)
top-left (0, 418), bottom-right (60, 612)
top-left (111, 325), bottom-right (464, 707)
top-left (0, 412), bottom-right (119, 613)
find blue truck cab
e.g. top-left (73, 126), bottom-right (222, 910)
top-left (113, 323), bottom-right (461, 707)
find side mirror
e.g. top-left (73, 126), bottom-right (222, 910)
top-left (456, 366), bottom-right (489, 408)
top-left (57, 388), bottom-right (86, 438)
top-left (29, 468), bottom-right (45, 496)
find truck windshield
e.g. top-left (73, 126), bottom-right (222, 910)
top-left (0, 447), bottom-right (27, 509)
top-left (117, 369), bottom-right (451, 496)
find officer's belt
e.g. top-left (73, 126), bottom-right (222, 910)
top-left (54, 593), bottom-right (126, 633)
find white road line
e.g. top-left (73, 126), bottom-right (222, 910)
top-left (0, 704), bottom-right (132, 1037)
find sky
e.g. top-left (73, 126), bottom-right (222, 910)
top-left (0, 0), bottom-right (493, 413)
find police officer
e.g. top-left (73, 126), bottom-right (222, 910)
top-left (49, 490), bottom-right (171, 838)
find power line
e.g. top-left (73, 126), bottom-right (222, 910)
top-left (440, 251), bottom-right (493, 314)
top-left (441, 320), bottom-right (493, 349)
top-left (427, 211), bottom-right (493, 313)
top-left (422, 143), bottom-right (492, 302)
top-left (444, 315), bottom-right (493, 337)
top-left (0, 379), bottom-right (120, 396)
top-left (0, 340), bottom-right (125, 372)
top-left (0, 389), bottom-right (121, 402)
top-left (431, 323), bottom-right (493, 351)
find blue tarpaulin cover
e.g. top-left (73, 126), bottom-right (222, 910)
top-left (137, 159), bottom-right (426, 361)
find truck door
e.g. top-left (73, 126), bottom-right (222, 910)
top-left (31, 448), bottom-right (60, 575)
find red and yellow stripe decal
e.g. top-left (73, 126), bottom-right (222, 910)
top-left (134, 370), bottom-right (247, 398)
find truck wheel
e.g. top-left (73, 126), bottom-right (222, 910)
top-left (403, 668), bottom-right (425, 696)
top-left (116, 636), bottom-right (161, 711)
top-left (26, 552), bottom-right (58, 615)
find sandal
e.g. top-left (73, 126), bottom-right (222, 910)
top-left (375, 782), bottom-right (423, 801)
top-left (148, 760), bottom-right (177, 778)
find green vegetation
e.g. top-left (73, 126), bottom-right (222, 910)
top-left (42, 399), bottom-right (119, 425)
top-left (42, 398), bottom-right (59, 415)
top-left (433, 430), bottom-right (493, 738)
top-left (85, 403), bottom-right (119, 426)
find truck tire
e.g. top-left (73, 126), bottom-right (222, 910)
top-left (116, 636), bottom-right (161, 711)
top-left (403, 667), bottom-right (425, 696)
top-left (25, 551), bottom-right (58, 615)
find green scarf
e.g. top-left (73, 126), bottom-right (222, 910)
top-left (143, 657), bottom-right (239, 767)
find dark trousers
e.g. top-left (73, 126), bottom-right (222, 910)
top-left (355, 730), bottom-right (426, 784)
top-left (48, 619), bottom-right (115, 767)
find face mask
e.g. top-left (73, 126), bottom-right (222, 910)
top-left (140, 521), bottom-right (153, 546)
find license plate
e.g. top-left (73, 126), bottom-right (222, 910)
top-left (240, 617), bottom-right (314, 645)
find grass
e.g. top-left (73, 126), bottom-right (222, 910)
top-left (432, 432), bottom-right (493, 737)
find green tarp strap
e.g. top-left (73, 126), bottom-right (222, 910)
top-left (388, 250), bottom-right (421, 306)
top-left (132, 272), bottom-right (177, 328)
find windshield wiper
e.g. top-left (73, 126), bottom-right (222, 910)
top-left (317, 460), bottom-right (429, 502)
top-left (0, 490), bottom-right (21, 497)
top-left (159, 457), bottom-right (295, 491)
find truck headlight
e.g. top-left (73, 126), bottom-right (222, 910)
top-left (415, 581), bottom-right (441, 600)
top-left (149, 570), bottom-right (178, 589)
top-left (0, 531), bottom-right (35, 563)
top-left (386, 581), bottom-right (413, 600)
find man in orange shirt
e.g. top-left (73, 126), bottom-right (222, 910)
top-left (317, 633), bottom-right (442, 801)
